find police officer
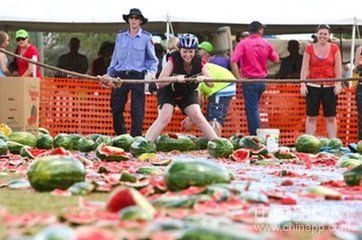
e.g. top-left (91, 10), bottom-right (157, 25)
top-left (105, 8), bottom-right (158, 136)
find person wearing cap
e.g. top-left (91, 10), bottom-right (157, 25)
top-left (230, 21), bottom-right (279, 136)
top-left (14, 29), bottom-right (42, 77)
top-left (354, 46), bottom-right (362, 140)
top-left (103, 8), bottom-right (158, 137)
top-left (198, 41), bottom-right (214, 62)
top-left (56, 37), bottom-right (88, 78)
top-left (145, 33), bottom-right (217, 141)
top-left (300, 24), bottom-right (342, 138)
top-left (0, 31), bottom-right (11, 76)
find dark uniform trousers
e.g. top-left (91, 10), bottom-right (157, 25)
top-left (111, 70), bottom-right (145, 136)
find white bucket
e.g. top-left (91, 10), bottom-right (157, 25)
top-left (256, 128), bottom-right (280, 153)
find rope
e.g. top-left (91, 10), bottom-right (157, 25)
top-left (1, 47), bottom-right (361, 87)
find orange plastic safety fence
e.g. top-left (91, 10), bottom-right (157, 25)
top-left (39, 78), bottom-right (358, 145)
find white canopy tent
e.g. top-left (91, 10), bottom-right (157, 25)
top-left (1, 0), bottom-right (361, 70)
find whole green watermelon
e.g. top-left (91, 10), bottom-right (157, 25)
top-left (6, 141), bottom-right (24, 154)
top-left (357, 140), bottom-right (362, 154)
top-left (36, 134), bottom-right (53, 149)
top-left (207, 138), bottom-right (234, 158)
top-left (336, 153), bottom-right (362, 168)
top-left (27, 155), bottom-right (86, 191)
top-left (53, 133), bottom-right (72, 150)
top-left (9, 131), bottom-right (37, 147)
top-left (94, 135), bottom-right (113, 147)
top-left (156, 134), bottom-right (197, 152)
top-left (295, 134), bottom-right (321, 153)
top-left (344, 164), bottom-right (362, 186)
top-left (130, 137), bottom-right (156, 157)
top-left (197, 137), bottom-right (209, 150)
top-left (0, 133), bottom-right (9, 142)
top-left (0, 139), bottom-right (8, 155)
top-left (319, 137), bottom-right (330, 148)
top-left (327, 138), bottom-right (343, 149)
top-left (165, 159), bottom-right (231, 191)
top-left (68, 134), bottom-right (82, 150)
top-left (87, 133), bottom-right (103, 142)
top-left (112, 134), bottom-right (134, 152)
top-left (77, 137), bottom-right (96, 153)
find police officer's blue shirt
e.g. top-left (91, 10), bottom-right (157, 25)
top-left (107, 28), bottom-right (159, 77)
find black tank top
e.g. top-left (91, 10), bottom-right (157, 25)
top-left (169, 51), bottom-right (203, 96)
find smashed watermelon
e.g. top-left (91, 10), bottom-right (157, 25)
top-left (231, 149), bottom-right (250, 162)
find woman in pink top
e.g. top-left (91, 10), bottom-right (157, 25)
top-left (300, 24), bottom-right (342, 138)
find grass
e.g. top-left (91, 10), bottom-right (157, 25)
top-left (0, 173), bottom-right (108, 239)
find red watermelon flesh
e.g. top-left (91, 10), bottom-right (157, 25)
top-left (106, 187), bottom-right (136, 212)
top-left (231, 149), bottom-right (250, 162)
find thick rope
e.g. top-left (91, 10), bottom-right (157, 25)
top-left (1, 47), bottom-right (361, 87)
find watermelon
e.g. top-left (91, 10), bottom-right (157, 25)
top-left (96, 143), bottom-right (131, 161)
top-left (33, 226), bottom-right (76, 240)
top-left (156, 134), bottom-right (197, 152)
top-left (343, 164), bottom-right (362, 186)
top-left (319, 137), bottom-right (330, 148)
top-left (6, 141), bottom-right (24, 154)
top-left (95, 135), bottom-right (113, 147)
top-left (295, 134), bottom-right (321, 153)
top-left (0, 139), bottom-right (8, 155)
top-left (179, 226), bottom-right (258, 240)
top-left (357, 140), bottom-right (362, 154)
top-left (87, 133), bottom-right (103, 142)
top-left (130, 137), bottom-right (157, 157)
top-left (77, 137), bottom-right (96, 153)
top-left (0, 133), bottom-right (9, 142)
top-left (112, 134), bottom-right (134, 151)
top-left (120, 206), bottom-right (153, 221)
top-left (38, 127), bottom-right (51, 135)
top-left (53, 133), bottom-right (72, 150)
top-left (239, 136), bottom-right (267, 155)
top-left (274, 147), bottom-right (296, 159)
top-left (165, 159), bottom-right (231, 191)
top-left (197, 137), bottom-right (209, 150)
top-left (231, 149), bottom-right (250, 162)
top-left (69, 134), bottom-right (82, 150)
top-left (327, 138), bottom-right (343, 149)
top-left (9, 131), bottom-right (37, 147)
top-left (20, 146), bottom-right (47, 159)
top-left (106, 187), bottom-right (156, 214)
top-left (68, 182), bottom-right (95, 195)
top-left (36, 134), bottom-right (53, 149)
top-left (27, 155), bottom-right (86, 191)
top-left (229, 133), bottom-right (244, 150)
top-left (336, 153), bottom-right (362, 168)
top-left (207, 138), bottom-right (234, 158)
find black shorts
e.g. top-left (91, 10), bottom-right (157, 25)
top-left (306, 85), bottom-right (337, 117)
top-left (157, 86), bottom-right (199, 114)
top-left (206, 95), bottom-right (233, 126)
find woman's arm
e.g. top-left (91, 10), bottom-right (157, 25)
top-left (334, 49), bottom-right (343, 94)
top-left (0, 53), bottom-right (11, 76)
top-left (300, 50), bottom-right (310, 96)
top-left (157, 60), bottom-right (175, 88)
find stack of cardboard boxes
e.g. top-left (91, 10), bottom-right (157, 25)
top-left (0, 77), bottom-right (39, 134)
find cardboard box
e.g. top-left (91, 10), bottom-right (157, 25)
top-left (0, 77), bottom-right (40, 134)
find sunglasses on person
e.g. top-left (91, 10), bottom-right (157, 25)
top-left (16, 37), bottom-right (27, 42)
top-left (129, 15), bottom-right (140, 20)
top-left (317, 24), bottom-right (331, 30)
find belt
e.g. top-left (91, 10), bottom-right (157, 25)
top-left (306, 83), bottom-right (334, 88)
top-left (119, 70), bottom-right (144, 76)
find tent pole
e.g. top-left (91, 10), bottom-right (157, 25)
top-left (349, 18), bottom-right (356, 77)
top-left (339, 32), bottom-right (343, 63)
top-left (166, 14), bottom-right (170, 43)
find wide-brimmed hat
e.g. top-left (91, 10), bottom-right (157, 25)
top-left (123, 8), bottom-right (148, 25)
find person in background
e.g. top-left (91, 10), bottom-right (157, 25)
top-left (102, 8), bottom-right (158, 136)
top-left (145, 33), bottom-right (217, 141)
top-left (278, 40), bottom-right (303, 79)
top-left (162, 37), bottom-right (178, 68)
top-left (300, 24), bottom-right (342, 138)
top-left (198, 41), bottom-right (214, 62)
top-left (181, 63), bottom-right (236, 136)
top-left (154, 43), bottom-right (165, 78)
top-left (235, 31), bottom-right (250, 43)
top-left (353, 46), bottom-right (362, 140)
top-left (56, 37), bottom-right (88, 78)
top-left (0, 31), bottom-right (11, 76)
top-left (230, 21), bottom-right (279, 136)
top-left (15, 29), bottom-right (42, 77)
top-left (91, 41), bottom-right (114, 76)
